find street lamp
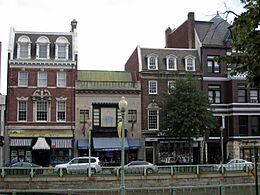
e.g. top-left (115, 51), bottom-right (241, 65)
top-left (119, 96), bottom-right (128, 195)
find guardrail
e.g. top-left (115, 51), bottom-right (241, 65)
top-left (0, 183), bottom-right (257, 195)
top-left (0, 163), bottom-right (256, 178)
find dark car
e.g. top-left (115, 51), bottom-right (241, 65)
top-left (11, 162), bottom-right (41, 167)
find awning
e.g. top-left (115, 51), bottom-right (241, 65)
top-left (128, 138), bottom-right (141, 149)
top-left (10, 138), bottom-right (32, 147)
top-left (93, 137), bottom-right (129, 151)
top-left (77, 140), bottom-right (89, 149)
top-left (32, 137), bottom-right (50, 150)
top-left (51, 139), bottom-right (72, 148)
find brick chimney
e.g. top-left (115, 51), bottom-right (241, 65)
top-left (187, 12), bottom-right (195, 48)
top-left (71, 19), bottom-right (77, 32)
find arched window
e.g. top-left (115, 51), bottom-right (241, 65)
top-left (17, 36), bottom-right (31, 59)
top-left (36, 36), bottom-right (50, 59)
top-left (147, 53), bottom-right (158, 70)
top-left (184, 55), bottom-right (196, 71)
top-left (55, 37), bottom-right (69, 60)
top-left (166, 55), bottom-right (177, 70)
top-left (147, 101), bottom-right (159, 130)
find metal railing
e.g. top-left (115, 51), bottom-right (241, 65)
top-left (0, 163), bottom-right (255, 178)
top-left (0, 183), bottom-right (257, 195)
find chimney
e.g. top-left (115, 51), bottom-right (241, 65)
top-left (165, 27), bottom-right (172, 48)
top-left (71, 19), bottom-right (77, 32)
top-left (187, 12), bottom-right (195, 49)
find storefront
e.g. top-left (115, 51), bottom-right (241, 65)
top-left (9, 134), bottom-right (73, 167)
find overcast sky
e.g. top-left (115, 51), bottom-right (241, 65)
top-left (0, 0), bottom-right (244, 94)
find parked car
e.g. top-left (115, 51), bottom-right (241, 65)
top-left (218, 159), bottom-right (254, 172)
top-left (54, 156), bottom-right (102, 174)
top-left (114, 161), bottom-right (158, 175)
top-left (11, 162), bottom-right (41, 167)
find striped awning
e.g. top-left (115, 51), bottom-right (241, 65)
top-left (10, 139), bottom-right (32, 147)
top-left (51, 139), bottom-right (72, 148)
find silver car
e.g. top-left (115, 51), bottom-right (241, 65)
top-left (114, 161), bottom-right (158, 175)
top-left (218, 159), bottom-right (254, 172)
top-left (55, 156), bottom-right (102, 174)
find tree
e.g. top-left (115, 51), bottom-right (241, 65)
top-left (163, 75), bottom-right (216, 163)
top-left (220, 0), bottom-right (260, 87)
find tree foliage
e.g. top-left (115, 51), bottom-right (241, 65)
top-left (220, 0), bottom-right (260, 87)
top-left (163, 75), bottom-right (216, 139)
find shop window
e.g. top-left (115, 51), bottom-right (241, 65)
top-left (239, 116), bottom-right (248, 136)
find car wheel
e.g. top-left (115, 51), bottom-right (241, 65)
top-left (91, 168), bottom-right (96, 174)
top-left (146, 168), bottom-right (153, 174)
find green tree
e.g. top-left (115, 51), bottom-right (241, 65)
top-left (220, 0), bottom-right (260, 87)
top-left (163, 75), bottom-right (216, 163)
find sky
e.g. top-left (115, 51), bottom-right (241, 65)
top-left (0, 0), bottom-right (244, 94)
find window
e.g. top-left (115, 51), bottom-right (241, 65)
top-left (55, 37), bottom-right (69, 60)
top-left (17, 101), bottom-right (27, 121)
top-left (80, 109), bottom-right (89, 123)
top-left (18, 71), bottom-right (28, 87)
top-left (166, 55), bottom-right (177, 70)
top-left (239, 116), bottom-right (248, 136)
top-left (17, 36), bottom-right (31, 59)
top-left (208, 85), bottom-right (221, 103)
top-left (238, 84), bottom-right (247, 103)
top-left (207, 56), bottom-right (220, 73)
top-left (147, 54), bottom-right (158, 70)
top-left (57, 101), bottom-right (66, 121)
top-left (168, 81), bottom-right (175, 94)
top-left (148, 110), bottom-right (158, 130)
top-left (250, 90), bottom-right (258, 103)
top-left (36, 101), bottom-right (48, 121)
top-left (57, 71), bottom-right (66, 87)
top-left (185, 56), bottom-right (195, 71)
top-left (38, 71), bottom-right (47, 87)
top-left (36, 36), bottom-right (50, 59)
top-left (128, 110), bottom-right (137, 122)
top-left (251, 116), bottom-right (260, 136)
top-left (149, 80), bottom-right (157, 94)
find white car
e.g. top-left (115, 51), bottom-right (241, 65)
top-left (218, 159), bottom-right (254, 172)
top-left (114, 161), bottom-right (158, 175)
top-left (55, 156), bottom-right (102, 174)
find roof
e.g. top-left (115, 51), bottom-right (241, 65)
top-left (77, 70), bottom-right (133, 82)
top-left (194, 13), bottom-right (231, 46)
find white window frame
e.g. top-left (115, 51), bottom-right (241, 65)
top-left (37, 71), bottom-right (47, 87)
top-left (36, 101), bottom-right (48, 122)
top-left (149, 80), bottom-right (157, 94)
top-left (36, 36), bottom-right (50, 60)
top-left (55, 37), bottom-right (69, 60)
top-left (17, 98), bottom-right (28, 122)
top-left (166, 55), bottom-right (177, 70)
top-left (147, 54), bottom-right (158, 70)
top-left (57, 71), bottom-right (66, 87)
top-left (185, 55), bottom-right (196, 71)
top-left (148, 110), bottom-right (159, 130)
top-left (17, 35), bottom-right (31, 59)
top-left (168, 81), bottom-right (175, 94)
top-left (56, 100), bottom-right (66, 122)
top-left (18, 71), bottom-right (28, 87)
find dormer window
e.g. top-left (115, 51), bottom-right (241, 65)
top-left (166, 55), bottom-right (177, 70)
top-left (55, 37), bottom-right (69, 60)
top-left (17, 36), bottom-right (31, 59)
top-left (36, 36), bottom-right (50, 59)
top-left (147, 54), bottom-right (158, 70)
top-left (185, 55), bottom-right (195, 71)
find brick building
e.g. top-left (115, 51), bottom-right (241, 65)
top-left (165, 12), bottom-right (260, 163)
top-left (5, 20), bottom-right (78, 166)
